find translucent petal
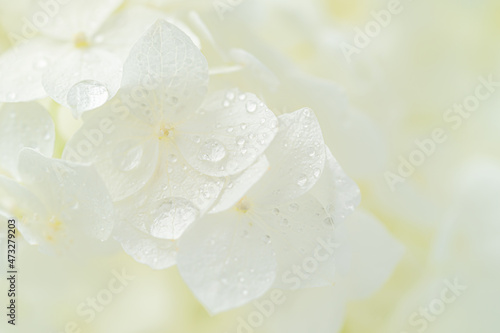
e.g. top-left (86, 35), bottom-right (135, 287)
top-left (209, 156), bottom-right (269, 214)
top-left (42, 48), bottom-right (122, 115)
top-left (258, 194), bottom-right (340, 289)
top-left (114, 221), bottom-right (178, 270)
top-left (341, 210), bottom-right (404, 300)
top-left (0, 37), bottom-right (64, 102)
top-left (252, 108), bottom-right (326, 205)
top-left (18, 148), bottom-right (115, 242)
top-left (309, 148), bottom-right (360, 223)
top-left (176, 89), bottom-right (278, 177)
top-left (115, 143), bottom-right (223, 240)
top-left (0, 102), bottom-right (55, 177)
top-left (177, 210), bottom-right (277, 314)
top-left (97, 6), bottom-right (201, 59)
top-left (0, 175), bottom-right (49, 246)
top-left (120, 19), bottom-right (208, 123)
top-left (63, 107), bottom-right (159, 201)
top-left (39, 0), bottom-right (123, 40)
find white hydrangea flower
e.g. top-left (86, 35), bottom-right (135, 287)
top-left (0, 1), bottom-right (193, 116)
top-left (0, 104), bottom-right (114, 255)
top-left (0, 102), bottom-right (55, 178)
top-left (176, 108), bottom-right (360, 313)
top-left (63, 20), bottom-right (279, 267)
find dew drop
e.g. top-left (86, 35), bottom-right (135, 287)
top-left (313, 168), bottom-right (321, 178)
top-left (67, 80), bottom-right (109, 112)
top-left (240, 123), bottom-right (247, 130)
top-left (324, 217), bottom-right (334, 227)
top-left (236, 137), bottom-right (246, 145)
top-left (112, 142), bottom-right (143, 172)
top-left (297, 175), bottom-right (308, 187)
top-left (238, 93), bottom-right (246, 100)
top-left (246, 101), bottom-right (257, 113)
top-left (272, 208), bottom-right (280, 215)
top-left (226, 91), bottom-right (235, 100)
top-left (149, 199), bottom-right (198, 239)
top-left (167, 154), bottom-right (178, 163)
top-left (262, 235), bottom-right (271, 244)
top-left (223, 100), bottom-right (230, 107)
top-left (198, 140), bottom-right (226, 162)
top-left (289, 203), bottom-right (299, 212)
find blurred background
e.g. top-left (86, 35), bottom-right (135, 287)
top-left (1, 0), bottom-right (499, 332)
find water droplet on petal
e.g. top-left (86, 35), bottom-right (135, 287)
top-left (272, 208), bottom-right (280, 215)
top-left (149, 199), bottom-right (199, 239)
top-left (67, 80), bottom-right (109, 112)
top-left (324, 217), bottom-right (334, 227)
top-left (167, 154), bottom-right (178, 163)
top-left (223, 100), bottom-right (230, 107)
top-left (297, 175), bottom-right (308, 187)
top-left (112, 141), bottom-right (144, 172)
top-left (226, 91), bottom-right (235, 100)
top-left (198, 139), bottom-right (226, 162)
top-left (262, 235), bottom-right (271, 244)
top-left (246, 101), bottom-right (257, 113)
top-left (313, 168), bottom-right (321, 178)
top-left (289, 203), bottom-right (299, 212)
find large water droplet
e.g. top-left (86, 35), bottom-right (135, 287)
top-left (67, 80), bottom-right (109, 112)
top-left (148, 199), bottom-right (199, 239)
top-left (112, 141), bottom-right (144, 172)
top-left (297, 174), bottom-right (308, 187)
top-left (246, 101), bottom-right (257, 113)
top-left (198, 139), bottom-right (226, 162)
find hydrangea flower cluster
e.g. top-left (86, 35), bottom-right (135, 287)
top-left (0, 15), bottom-right (362, 313)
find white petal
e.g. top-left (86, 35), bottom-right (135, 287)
top-left (0, 175), bottom-right (49, 247)
top-left (97, 6), bottom-right (201, 58)
top-left (18, 148), bottom-right (115, 242)
top-left (120, 19), bottom-right (208, 123)
top-left (309, 148), bottom-right (360, 223)
top-left (63, 107), bottom-right (159, 201)
top-left (209, 156), bottom-right (269, 214)
top-left (253, 107), bottom-right (326, 205)
top-left (0, 38), bottom-right (64, 102)
top-left (42, 48), bottom-right (122, 115)
top-left (259, 194), bottom-right (340, 289)
top-left (0, 102), bottom-right (55, 177)
top-left (176, 89), bottom-right (278, 177)
top-left (341, 210), bottom-right (405, 300)
top-left (39, 0), bottom-right (123, 40)
top-left (115, 143), bottom-right (223, 240)
top-left (177, 211), bottom-right (277, 314)
top-left (114, 221), bottom-right (178, 269)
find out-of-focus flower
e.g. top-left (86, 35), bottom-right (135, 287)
top-left (0, 103), bottom-right (114, 255)
top-left (0, 1), bottom-right (186, 116)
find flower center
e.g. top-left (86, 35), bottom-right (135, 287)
top-left (158, 123), bottom-right (174, 140)
top-left (235, 196), bottom-right (252, 213)
top-left (45, 216), bottom-right (63, 242)
top-left (74, 32), bottom-right (90, 48)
